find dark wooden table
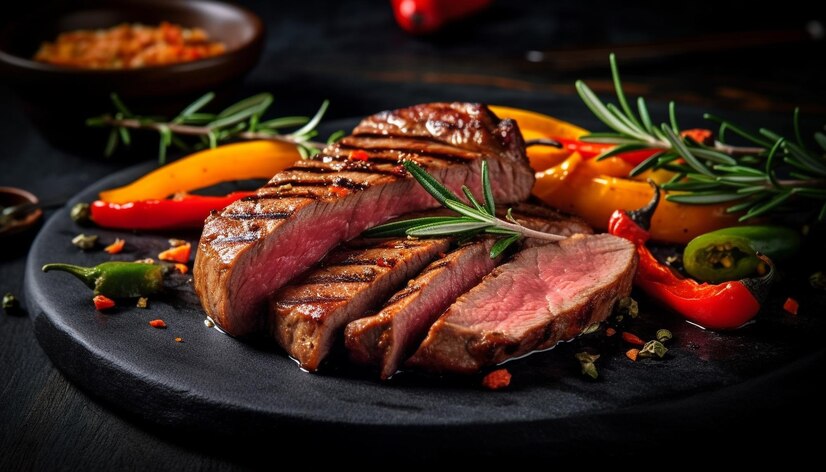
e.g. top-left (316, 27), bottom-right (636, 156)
top-left (2, 1), bottom-right (824, 467)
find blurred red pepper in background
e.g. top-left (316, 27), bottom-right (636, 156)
top-left (391, 0), bottom-right (492, 35)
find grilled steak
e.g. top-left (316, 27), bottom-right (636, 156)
top-left (345, 206), bottom-right (591, 378)
top-left (406, 233), bottom-right (637, 374)
top-left (270, 237), bottom-right (450, 371)
top-left (194, 103), bottom-right (533, 336)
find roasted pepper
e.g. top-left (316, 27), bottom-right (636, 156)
top-left (683, 226), bottom-right (801, 283)
top-left (99, 140), bottom-right (300, 203)
top-left (489, 105), bottom-right (586, 171)
top-left (534, 153), bottom-right (742, 244)
top-left (42, 262), bottom-right (167, 298)
top-left (75, 191), bottom-right (256, 230)
top-left (608, 183), bottom-right (774, 330)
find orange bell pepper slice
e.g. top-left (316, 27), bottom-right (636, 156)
top-left (99, 140), bottom-right (301, 203)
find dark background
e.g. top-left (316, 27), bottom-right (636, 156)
top-left (1, 0), bottom-right (825, 468)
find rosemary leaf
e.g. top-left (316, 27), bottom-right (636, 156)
top-left (814, 132), bottom-right (826, 152)
top-left (594, 143), bottom-right (652, 161)
top-left (490, 233), bottom-right (520, 258)
top-left (444, 200), bottom-right (496, 222)
top-left (462, 186), bottom-right (485, 212)
top-left (174, 92), bottom-right (215, 123)
top-left (407, 219), bottom-right (491, 236)
top-left (363, 217), bottom-right (460, 237)
top-left (104, 129), bottom-right (119, 157)
top-left (665, 192), bottom-right (744, 204)
top-left (661, 125), bottom-right (713, 176)
top-left (404, 161), bottom-right (461, 208)
top-left (481, 160), bottom-right (496, 215)
top-left (293, 100), bottom-right (330, 137)
top-left (259, 116), bottom-right (311, 130)
top-left (740, 191), bottom-right (795, 221)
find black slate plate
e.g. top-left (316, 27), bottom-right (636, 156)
top-left (23, 121), bottom-right (826, 455)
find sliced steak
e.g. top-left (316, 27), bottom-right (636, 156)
top-left (406, 233), bottom-right (637, 374)
top-left (194, 103), bottom-right (533, 336)
top-left (270, 237), bottom-right (450, 371)
top-left (345, 239), bottom-right (497, 379)
top-left (345, 205), bottom-right (591, 379)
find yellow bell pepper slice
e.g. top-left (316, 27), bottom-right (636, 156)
top-left (489, 105), bottom-right (587, 171)
top-left (534, 154), bottom-right (742, 244)
top-left (99, 141), bottom-right (301, 203)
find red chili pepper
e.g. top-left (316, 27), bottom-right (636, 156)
top-left (329, 186), bottom-right (350, 198)
top-left (158, 242), bottom-right (191, 264)
top-left (89, 192), bottom-right (255, 230)
top-left (349, 150), bottom-right (370, 161)
top-left (553, 129), bottom-right (713, 166)
top-left (93, 294), bottom-right (116, 311)
top-left (783, 297), bottom-right (799, 315)
top-left (481, 368), bottom-right (511, 390)
top-left (149, 319), bottom-right (167, 329)
top-left (608, 181), bottom-right (774, 330)
top-left (391, 0), bottom-right (492, 35)
top-left (621, 332), bottom-right (645, 346)
top-left (553, 137), bottom-right (660, 165)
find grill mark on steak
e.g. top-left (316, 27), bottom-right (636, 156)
top-left (262, 177), bottom-right (368, 191)
top-left (193, 102), bottom-right (533, 336)
top-left (302, 273), bottom-right (378, 284)
top-left (270, 237), bottom-right (451, 371)
top-left (223, 212), bottom-right (293, 220)
top-left (274, 295), bottom-right (351, 306)
top-left (406, 234), bottom-right (637, 374)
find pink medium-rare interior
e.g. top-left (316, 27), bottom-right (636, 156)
top-left (226, 162), bottom-right (496, 333)
top-left (446, 234), bottom-right (634, 336)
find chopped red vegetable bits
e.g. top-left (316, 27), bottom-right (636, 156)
top-left (621, 332), bottom-right (645, 346)
top-left (348, 150), bottom-right (369, 161)
top-left (158, 242), bottom-right (191, 263)
top-left (481, 369), bottom-right (511, 390)
top-left (626, 348), bottom-right (640, 362)
top-left (104, 238), bottom-right (125, 254)
top-left (783, 297), bottom-right (799, 315)
top-left (149, 319), bottom-right (167, 329)
top-left (174, 263), bottom-right (189, 274)
top-left (328, 186), bottom-right (350, 198)
top-left (93, 295), bottom-right (116, 311)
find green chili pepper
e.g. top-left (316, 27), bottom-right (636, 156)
top-left (683, 226), bottom-right (800, 283)
top-left (42, 262), bottom-right (167, 298)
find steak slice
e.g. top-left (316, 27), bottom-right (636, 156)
top-left (270, 237), bottom-right (450, 371)
top-left (345, 239), bottom-right (497, 379)
top-left (194, 103), bottom-right (533, 336)
top-left (345, 206), bottom-right (592, 379)
top-left (406, 233), bottom-right (637, 374)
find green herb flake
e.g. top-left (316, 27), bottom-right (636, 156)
top-left (656, 329), bottom-right (673, 343)
top-left (616, 296), bottom-right (639, 319)
top-left (71, 233), bottom-right (98, 250)
top-left (3, 293), bottom-right (21, 315)
top-left (575, 352), bottom-right (600, 379)
top-left (810, 271), bottom-right (826, 291)
top-left (639, 340), bottom-right (668, 359)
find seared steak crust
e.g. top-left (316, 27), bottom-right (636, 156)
top-left (193, 103), bottom-right (533, 336)
top-left (271, 238), bottom-right (450, 371)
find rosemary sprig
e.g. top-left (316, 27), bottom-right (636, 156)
top-left (364, 160), bottom-right (566, 257)
top-left (576, 54), bottom-right (826, 222)
top-left (87, 92), bottom-right (336, 163)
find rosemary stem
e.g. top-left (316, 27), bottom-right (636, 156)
top-left (495, 219), bottom-right (568, 242)
top-left (98, 116), bottom-right (327, 149)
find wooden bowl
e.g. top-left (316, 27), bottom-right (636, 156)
top-left (0, 0), bottom-right (265, 153)
top-left (0, 187), bottom-right (42, 240)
